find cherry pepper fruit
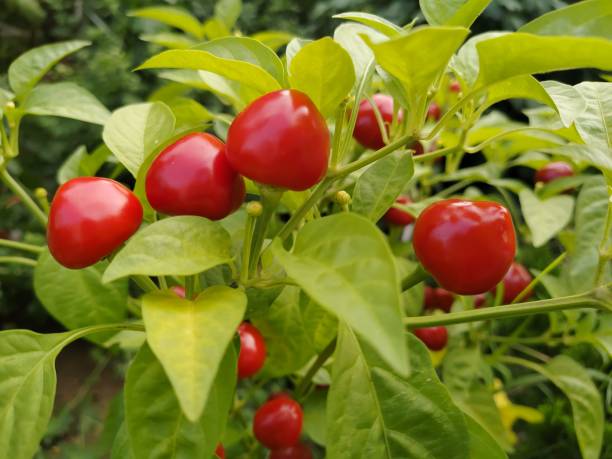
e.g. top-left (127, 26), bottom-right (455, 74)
top-left (384, 196), bottom-right (415, 226)
top-left (413, 199), bottom-right (516, 295)
top-left (270, 443), bottom-right (313, 459)
top-left (237, 322), bottom-right (267, 378)
top-left (498, 262), bottom-right (533, 304)
top-left (414, 326), bottom-right (448, 351)
top-left (353, 94), bottom-right (403, 150)
top-left (253, 396), bottom-right (303, 449)
top-left (146, 132), bottom-right (245, 220)
top-left (226, 89), bottom-right (330, 191)
top-left (48, 177), bottom-right (143, 269)
top-left (534, 161), bottom-right (574, 184)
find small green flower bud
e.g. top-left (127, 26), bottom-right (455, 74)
top-left (335, 190), bottom-right (351, 206)
top-left (247, 201), bottom-right (263, 217)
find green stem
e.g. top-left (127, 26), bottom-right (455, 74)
top-left (0, 167), bottom-right (48, 228)
top-left (512, 252), bottom-right (567, 304)
top-left (414, 143), bottom-right (462, 163)
top-left (330, 99), bottom-right (348, 168)
top-left (158, 276), bottom-right (168, 290)
top-left (401, 264), bottom-right (429, 291)
top-left (0, 255), bottom-right (37, 267)
top-left (368, 95), bottom-right (390, 146)
top-left (295, 338), bottom-right (336, 400)
top-left (424, 88), bottom-right (485, 140)
top-left (404, 290), bottom-right (606, 328)
top-left (496, 355), bottom-right (546, 373)
top-left (435, 179), bottom-right (474, 199)
top-left (248, 188), bottom-right (282, 276)
top-left (240, 213), bottom-right (256, 284)
top-left (0, 238), bottom-right (44, 254)
top-left (463, 127), bottom-right (560, 153)
top-left (132, 275), bottom-right (158, 293)
top-left (185, 275), bottom-right (195, 299)
top-left (595, 194), bottom-right (612, 285)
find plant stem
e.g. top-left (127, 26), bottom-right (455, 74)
top-left (0, 238), bottom-right (44, 254)
top-left (132, 275), bottom-right (158, 293)
top-left (414, 143), bottom-right (462, 163)
top-left (295, 339), bottom-right (336, 400)
top-left (185, 275), bottom-right (195, 299)
top-left (512, 252), bottom-right (567, 304)
top-left (330, 100), bottom-right (348, 168)
top-left (595, 193), bottom-right (612, 285)
top-left (0, 255), bottom-right (37, 267)
top-left (158, 276), bottom-right (168, 290)
top-left (463, 127), bottom-right (560, 153)
top-left (0, 167), bottom-right (48, 228)
top-left (401, 264), bottom-right (429, 290)
top-left (240, 212), bottom-right (256, 284)
top-left (248, 188), bottom-right (282, 276)
top-left (403, 289), bottom-right (607, 328)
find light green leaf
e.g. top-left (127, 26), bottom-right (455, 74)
top-left (465, 414), bottom-right (508, 459)
top-left (111, 423), bottom-right (133, 459)
top-left (129, 6), bottom-right (203, 39)
top-left (8, 40), bottom-right (90, 97)
top-left (352, 150), bottom-right (414, 221)
top-left (57, 145), bottom-right (87, 184)
top-left (215, 0), bottom-right (242, 30)
top-left (546, 144), bottom-right (612, 174)
top-left (139, 32), bottom-right (196, 49)
top-left (0, 88), bottom-right (15, 119)
top-left (125, 343), bottom-right (236, 458)
top-left (250, 30), bottom-right (294, 51)
top-left (137, 48), bottom-right (282, 96)
top-left (333, 12), bottom-right (403, 37)
top-left (102, 102), bottom-right (175, 177)
top-left (573, 82), bottom-right (612, 150)
top-left (333, 23), bottom-right (383, 83)
top-left (0, 330), bottom-right (72, 459)
top-left (303, 388), bottom-right (327, 446)
top-left (327, 326), bottom-right (469, 458)
top-left (540, 80), bottom-right (588, 127)
top-left (519, 0), bottom-right (612, 40)
top-left (523, 356), bottom-right (604, 459)
top-left (519, 189), bottom-right (574, 247)
top-left (104, 216), bottom-right (232, 283)
top-left (420, 0), bottom-right (491, 27)
top-left (300, 293), bottom-right (338, 353)
top-left (271, 212), bottom-right (407, 375)
top-left (251, 287), bottom-right (316, 377)
top-left (34, 249), bottom-right (127, 343)
top-left (452, 32), bottom-right (506, 88)
top-left (20, 82), bottom-right (110, 125)
top-left (567, 176), bottom-right (611, 292)
top-left (367, 26), bottom-right (469, 106)
top-left (475, 33), bottom-right (612, 87)
top-left (142, 286), bottom-right (245, 422)
top-left (289, 37), bottom-right (355, 117)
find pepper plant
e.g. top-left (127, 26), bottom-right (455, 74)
top-left (1, 0), bottom-right (611, 458)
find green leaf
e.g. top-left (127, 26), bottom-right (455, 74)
top-left (103, 216), bottom-right (232, 283)
top-left (352, 150), bottom-right (414, 222)
top-left (125, 343), bottom-right (236, 458)
top-left (289, 37), bottom-right (355, 117)
top-left (141, 287), bottom-right (245, 422)
top-left (333, 12), bottom-right (403, 37)
top-left (519, 0), bottom-right (612, 40)
top-left (34, 249), bottom-right (127, 343)
top-left (129, 6), bottom-right (203, 39)
top-left (111, 423), bottom-right (133, 459)
top-left (326, 326), bottom-right (469, 458)
top-left (475, 33), bottom-right (612, 87)
top-left (8, 40), bottom-right (90, 97)
top-left (524, 356), bottom-right (604, 459)
top-left (251, 287), bottom-right (316, 377)
top-left (57, 145), bottom-right (87, 184)
top-left (519, 189), bottom-right (574, 248)
top-left (137, 47), bottom-right (282, 96)
top-left (0, 330), bottom-right (72, 459)
top-left (271, 213), bottom-right (407, 375)
top-left (214, 0), bottom-right (242, 30)
top-left (250, 30), bottom-right (295, 51)
top-left (0, 88), bottom-right (15, 119)
top-left (420, 0), bottom-right (491, 28)
top-left (573, 82), bottom-right (612, 150)
top-left (452, 32), bottom-right (506, 88)
top-left (333, 23), bottom-right (382, 83)
top-left (139, 32), bottom-right (196, 49)
top-left (103, 102), bottom-right (175, 177)
top-left (567, 176), bottom-right (611, 292)
top-left (367, 27), bottom-right (469, 106)
top-left (20, 82), bottom-right (110, 125)
top-left (303, 388), bottom-right (328, 446)
top-left (465, 414), bottom-right (508, 459)
top-left (300, 293), bottom-right (338, 353)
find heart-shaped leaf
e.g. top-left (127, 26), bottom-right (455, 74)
top-left (519, 189), bottom-right (574, 247)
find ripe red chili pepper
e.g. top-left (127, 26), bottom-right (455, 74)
top-left (384, 196), bottom-right (415, 226)
top-left (473, 293), bottom-right (487, 308)
top-left (449, 80), bottom-right (461, 93)
top-left (238, 322), bottom-right (267, 379)
top-left (414, 326), bottom-right (448, 351)
top-left (427, 102), bottom-right (442, 121)
top-left (48, 177), bottom-right (143, 269)
top-left (215, 443), bottom-right (225, 458)
top-left (534, 161), bottom-right (574, 184)
top-left (423, 286), bottom-right (455, 313)
top-left (270, 443), bottom-right (313, 459)
top-left (413, 199), bottom-right (516, 295)
top-left (253, 396), bottom-right (303, 449)
top-left (226, 89), bottom-right (330, 191)
top-left (498, 262), bottom-right (533, 304)
top-left (146, 133), bottom-right (245, 220)
top-left (353, 94), bottom-right (403, 150)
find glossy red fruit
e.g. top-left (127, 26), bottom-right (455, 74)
top-left (384, 196), bottom-right (415, 226)
top-left (498, 262), bottom-right (533, 304)
top-left (270, 443), bottom-right (313, 459)
top-left (48, 177), bottom-right (143, 269)
top-left (253, 397), bottom-right (303, 449)
top-left (534, 161), bottom-right (574, 184)
top-left (226, 90), bottom-right (329, 191)
top-left (353, 94), bottom-right (403, 150)
top-left (423, 286), bottom-right (454, 313)
top-left (146, 133), bottom-right (245, 220)
top-left (238, 322), bottom-right (266, 378)
top-left (411, 141), bottom-right (424, 156)
top-left (413, 199), bottom-right (516, 295)
top-left (171, 285), bottom-right (186, 298)
top-left (414, 326), bottom-right (448, 351)
top-left (449, 80), bottom-right (461, 93)
top-left (215, 443), bottom-right (225, 458)
top-left (473, 293), bottom-right (487, 309)
top-left (427, 102), bottom-right (441, 121)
